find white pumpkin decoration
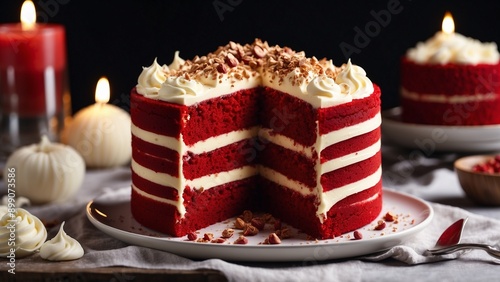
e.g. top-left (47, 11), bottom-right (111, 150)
top-left (3, 135), bottom-right (85, 204)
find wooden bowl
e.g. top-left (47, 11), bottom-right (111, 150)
top-left (454, 155), bottom-right (500, 206)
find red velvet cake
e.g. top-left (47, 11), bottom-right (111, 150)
top-left (401, 31), bottom-right (500, 125)
top-left (131, 39), bottom-right (382, 239)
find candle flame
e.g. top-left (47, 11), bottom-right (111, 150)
top-left (442, 11), bottom-right (455, 35)
top-left (95, 77), bottom-right (110, 104)
top-left (20, 0), bottom-right (36, 30)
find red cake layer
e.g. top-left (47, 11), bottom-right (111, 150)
top-left (260, 87), bottom-right (317, 147)
top-left (131, 90), bottom-right (185, 139)
top-left (131, 177), bottom-right (257, 237)
top-left (183, 139), bottom-right (255, 180)
top-left (321, 182), bottom-right (382, 239)
top-left (259, 142), bottom-right (317, 188)
top-left (133, 147), bottom-right (178, 177)
top-left (260, 178), bottom-right (382, 239)
top-left (401, 97), bottom-right (500, 125)
top-left (131, 88), bottom-right (260, 145)
top-left (321, 151), bottom-right (381, 192)
top-left (401, 57), bottom-right (500, 95)
top-left (320, 128), bottom-right (380, 163)
top-left (132, 134), bottom-right (179, 160)
top-left (134, 142), bottom-right (256, 181)
top-left (183, 88), bottom-right (260, 145)
top-left (132, 170), bottom-right (178, 201)
top-left (259, 85), bottom-right (381, 147)
top-left (259, 133), bottom-right (380, 189)
top-left (318, 85), bottom-right (381, 135)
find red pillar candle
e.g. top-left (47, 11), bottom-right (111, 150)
top-left (0, 0), bottom-right (69, 158)
top-left (0, 8), bottom-right (66, 117)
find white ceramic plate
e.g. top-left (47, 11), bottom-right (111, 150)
top-left (382, 107), bottom-right (500, 153)
top-left (86, 187), bottom-right (433, 262)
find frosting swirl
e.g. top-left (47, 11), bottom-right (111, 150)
top-left (0, 208), bottom-right (47, 258)
top-left (169, 51), bottom-right (185, 71)
top-left (136, 58), bottom-right (168, 96)
top-left (158, 76), bottom-right (204, 103)
top-left (307, 75), bottom-right (341, 98)
top-left (40, 222), bottom-right (84, 261)
top-left (407, 32), bottom-right (499, 65)
top-left (335, 60), bottom-right (374, 96)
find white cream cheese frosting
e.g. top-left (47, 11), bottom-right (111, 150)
top-left (307, 75), bottom-right (341, 98)
top-left (136, 58), bottom-right (169, 96)
top-left (169, 51), bottom-right (185, 70)
top-left (40, 222), bottom-right (84, 261)
top-left (136, 40), bottom-right (375, 108)
top-left (262, 58), bottom-right (374, 108)
top-left (0, 208), bottom-right (47, 258)
top-left (407, 32), bottom-right (500, 65)
top-left (334, 59), bottom-right (374, 96)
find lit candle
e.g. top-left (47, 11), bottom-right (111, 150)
top-left (63, 77), bottom-right (131, 168)
top-left (441, 11), bottom-right (455, 35)
top-left (434, 11), bottom-right (456, 46)
top-left (0, 0), bottom-right (69, 157)
top-left (406, 12), bottom-right (498, 65)
top-left (0, 0), bottom-right (67, 116)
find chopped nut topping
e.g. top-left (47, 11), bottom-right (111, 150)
top-left (216, 63), bottom-right (228, 74)
top-left (262, 213), bottom-right (274, 223)
top-left (242, 210), bottom-right (253, 222)
top-left (229, 41), bottom-right (238, 51)
top-left (225, 53), bottom-right (239, 67)
top-left (253, 45), bottom-right (267, 58)
top-left (160, 39), bottom-right (341, 87)
top-left (234, 235), bottom-right (249, 245)
top-left (274, 219), bottom-right (282, 231)
top-left (211, 238), bottom-right (226, 244)
top-left (221, 228), bottom-right (235, 238)
top-left (374, 220), bottom-right (386, 231)
top-left (203, 233), bottom-right (214, 241)
top-left (353, 230), bottom-right (363, 240)
top-left (250, 218), bottom-right (265, 230)
top-left (268, 233), bottom-right (282, 244)
top-left (234, 217), bottom-right (247, 229)
top-left (383, 212), bottom-right (398, 222)
top-left (243, 224), bottom-right (259, 236)
top-left (277, 227), bottom-right (291, 239)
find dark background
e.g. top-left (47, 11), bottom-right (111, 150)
top-left (1, 0), bottom-right (500, 113)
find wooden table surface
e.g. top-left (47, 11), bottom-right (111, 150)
top-left (0, 267), bottom-right (228, 282)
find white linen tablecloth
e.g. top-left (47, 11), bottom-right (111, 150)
top-left (1, 144), bottom-right (500, 281)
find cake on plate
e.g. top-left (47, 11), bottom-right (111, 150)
top-left (130, 39), bottom-right (382, 239)
top-left (400, 31), bottom-right (500, 125)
